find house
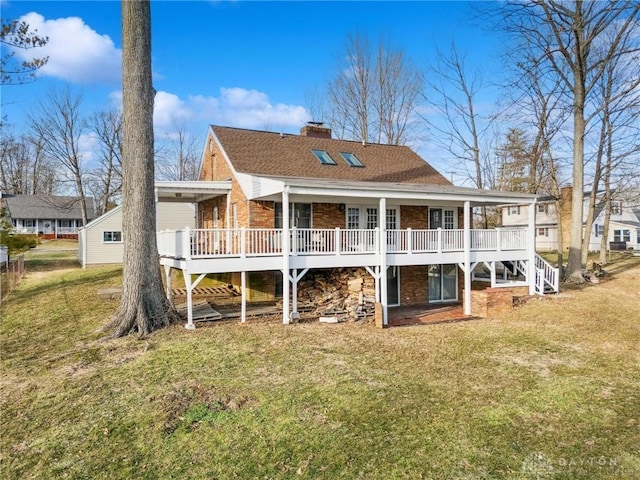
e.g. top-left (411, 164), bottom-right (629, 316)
top-left (157, 124), bottom-right (558, 329)
top-left (1, 193), bottom-right (94, 239)
top-left (78, 199), bottom-right (196, 268)
top-left (501, 186), bottom-right (640, 252)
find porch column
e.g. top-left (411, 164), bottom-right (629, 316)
top-left (379, 197), bottom-right (388, 326)
top-left (463, 201), bottom-right (471, 316)
top-left (528, 200), bottom-right (537, 295)
top-left (241, 270), bottom-right (246, 323)
top-left (281, 188), bottom-right (290, 324)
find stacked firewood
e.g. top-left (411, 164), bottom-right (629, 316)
top-left (297, 268), bottom-right (376, 322)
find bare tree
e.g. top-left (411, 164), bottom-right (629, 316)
top-left (498, 0), bottom-right (640, 282)
top-left (422, 43), bottom-right (490, 191)
top-left (327, 33), bottom-right (421, 145)
top-left (1, 18), bottom-right (48, 85)
top-left (0, 127), bottom-right (58, 194)
top-left (29, 88), bottom-right (90, 224)
top-left (156, 121), bottom-right (199, 181)
top-left (88, 108), bottom-right (122, 216)
top-left (106, 0), bottom-right (177, 337)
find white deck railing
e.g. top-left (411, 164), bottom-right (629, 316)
top-left (57, 227), bottom-right (79, 234)
top-left (157, 227), bottom-right (528, 260)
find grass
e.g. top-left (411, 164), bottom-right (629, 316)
top-left (1, 246), bottom-right (639, 479)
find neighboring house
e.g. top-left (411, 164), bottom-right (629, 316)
top-left (501, 186), bottom-right (640, 252)
top-left (78, 201), bottom-right (196, 267)
top-left (157, 124), bottom-right (557, 328)
top-left (1, 193), bottom-right (94, 239)
top-left (502, 194), bottom-right (560, 251)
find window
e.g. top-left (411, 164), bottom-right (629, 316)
top-left (623, 230), bottom-right (631, 242)
top-left (275, 203), bottom-right (312, 228)
top-left (347, 207), bottom-right (360, 230)
top-left (444, 210), bottom-right (455, 229)
top-left (595, 224), bottom-right (604, 237)
top-left (386, 208), bottom-right (397, 230)
top-left (366, 208), bottom-right (378, 229)
top-left (614, 230), bottom-right (621, 242)
top-left (103, 231), bottom-right (122, 243)
top-left (340, 152), bottom-right (363, 167)
top-left (24, 219), bottom-right (35, 228)
top-left (537, 204), bottom-right (547, 213)
top-left (611, 202), bottom-right (622, 215)
top-left (311, 149), bottom-right (336, 165)
top-left (537, 228), bottom-right (548, 237)
top-left (508, 206), bottom-right (520, 215)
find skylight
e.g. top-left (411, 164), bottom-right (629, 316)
top-left (311, 149), bottom-right (337, 165)
top-left (340, 152), bottom-right (364, 167)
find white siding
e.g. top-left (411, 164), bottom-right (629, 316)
top-left (80, 203), bottom-right (196, 266)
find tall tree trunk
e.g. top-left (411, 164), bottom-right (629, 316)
top-left (599, 118), bottom-right (614, 265)
top-left (580, 116), bottom-right (605, 265)
top-left (106, 0), bottom-right (177, 337)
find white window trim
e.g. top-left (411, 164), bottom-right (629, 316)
top-left (102, 231), bottom-right (123, 243)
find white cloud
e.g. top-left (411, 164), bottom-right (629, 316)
top-left (153, 91), bottom-right (193, 132)
top-left (15, 12), bottom-right (121, 84)
top-left (188, 87), bottom-right (310, 131)
top-left (106, 86), bottom-right (310, 138)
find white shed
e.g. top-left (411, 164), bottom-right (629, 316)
top-left (78, 202), bottom-right (196, 267)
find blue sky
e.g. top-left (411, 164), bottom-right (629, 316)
top-left (1, 1), bottom-right (506, 178)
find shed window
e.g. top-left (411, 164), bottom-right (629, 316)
top-left (340, 152), bottom-right (364, 167)
top-left (311, 149), bottom-right (337, 165)
top-left (103, 231), bottom-right (122, 243)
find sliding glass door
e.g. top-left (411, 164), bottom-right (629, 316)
top-left (428, 264), bottom-right (458, 303)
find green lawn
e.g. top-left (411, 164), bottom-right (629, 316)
top-left (1, 248), bottom-right (639, 479)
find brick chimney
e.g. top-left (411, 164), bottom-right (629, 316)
top-left (300, 122), bottom-right (331, 139)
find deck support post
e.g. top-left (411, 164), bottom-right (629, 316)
top-left (379, 197), bottom-right (388, 326)
top-left (241, 270), bottom-right (246, 323)
top-left (163, 264), bottom-right (172, 302)
top-left (290, 268), bottom-right (308, 322)
top-left (527, 200), bottom-right (537, 295)
top-left (489, 261), bottom-right (496, 288)
top-left (182, 272), bottom-right (207, 330)
top-left (183, 271), bottom-right (196, 330)
top-left (282, 188), bottom-right (290, 324)
top-left (463, 201), bottom-right (472, 316)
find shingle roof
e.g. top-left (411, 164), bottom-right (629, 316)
top-left (211, 125), bottom-right (452, 186)
top-left (2, 194), bottom-right (95, 220)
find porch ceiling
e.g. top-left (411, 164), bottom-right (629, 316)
top-left (155, 181), bottom-right (231, 203)
top-left (247, 175), bottom-right (538, 206)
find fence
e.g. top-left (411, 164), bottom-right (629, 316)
top-left (0, 254), bottom-right (25, 304)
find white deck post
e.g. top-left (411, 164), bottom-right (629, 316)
top-left (183, 270), bottom-right (196, 330)
top-left (163, 265), bottom-right (172, 302)
top-left (463, 201), bottom-right (472, 316)
top-left (241, 270), bottom-right (246, 323)
top-left (528, 201), bottom-right (537, 295)
top-left (379, 197), bottom-right (388, 326)
top-left (282, 188), bottom-right (290, 324)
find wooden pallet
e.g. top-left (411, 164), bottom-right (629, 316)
top-left (177, 300), bottom-right (222, 322)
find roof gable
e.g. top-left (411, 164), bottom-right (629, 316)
top-left (210, 126), bottom-right (451, 186)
